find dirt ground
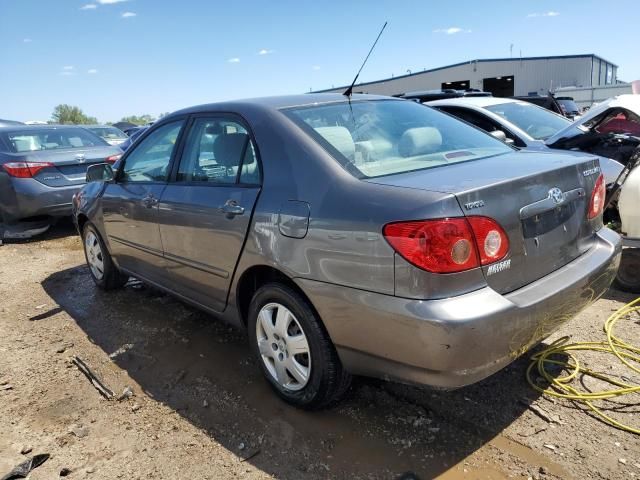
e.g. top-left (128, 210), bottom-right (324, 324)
top-left (0, 220), bottom-right (638, 480)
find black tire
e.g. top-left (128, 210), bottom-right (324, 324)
top-left (613, 248), bottom-right (640, 293)
top-left (247, 283), bottom-right (351, 409)
top-left (82, 222), bottom-right (128, 290)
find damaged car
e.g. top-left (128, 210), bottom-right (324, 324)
top-left (74, 94), bottom-right (620, 408)
top-left (427, 96), bottom-right (624, 185)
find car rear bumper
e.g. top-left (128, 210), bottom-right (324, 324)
top-left (296, 227), bottom-right (621, 388)
top-left (0, 176), bottom-right (81, 224)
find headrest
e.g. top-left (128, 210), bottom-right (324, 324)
top-left (315, 126), bottom-right (355, 160)
top-left (205, 124), bottom-right (222, 135)
top-left (398, 127), bottom-right (442, 157)
top-left (213, 133), bottom-right (249, 167)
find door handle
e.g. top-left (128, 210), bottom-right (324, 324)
top-left (221, 200), bottom-right (245, 217)
top-left (141, 194), bottom-right (158, 208)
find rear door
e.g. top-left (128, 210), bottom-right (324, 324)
top-left (157, 115), bottom-right (261, 312)
top-left (101, 120), bottom-right (185, 278)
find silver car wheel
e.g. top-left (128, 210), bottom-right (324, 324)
top-left (256, 302), bottom-right (311, 391)
top-left (84, 231), bottom-right (105, 281)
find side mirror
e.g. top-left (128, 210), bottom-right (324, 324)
top-left (86, 163), bottom-right (114, 183)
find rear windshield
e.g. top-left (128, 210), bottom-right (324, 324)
top-left (485, 102), bottom-right (571, 140)
top-left (0, 128), bottom-right (108, 153)
top-left (557, 99), bottom-right (579, 114)
top-left (87, 126), bottom-right (127, 140)
top-left (285, 100), bottom-right (512, 178)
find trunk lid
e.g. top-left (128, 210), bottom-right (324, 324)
top-left (18, 146), bottom-right (120, 187)
top-left (367, 150), bottom-right (602, 294)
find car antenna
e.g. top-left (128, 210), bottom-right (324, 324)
top-left (343, 21), bottom-right (388, 97)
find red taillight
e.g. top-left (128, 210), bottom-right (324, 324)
top-left (2, 161), bottom-right (54, 178)
top-left (105, 154), bottom-right (122, 164)
top-left (588, 174), bottom-right (606, 220)
top-left (383, 216), bottom-right (509, 274)
top-left (466, 217), bottom-right (509, 265)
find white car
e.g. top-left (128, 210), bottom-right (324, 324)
top-left (84, 125), bottom-right (128, 146)
top-left (426, 96), bottom-right (624, 185)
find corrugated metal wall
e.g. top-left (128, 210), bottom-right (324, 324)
top-left (321, 56), bottom-right (597, 97)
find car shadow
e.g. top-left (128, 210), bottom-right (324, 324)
top-left (1, 218), bottom-right (77, 244)
top-left (41, 266), bottom-right (560, 479)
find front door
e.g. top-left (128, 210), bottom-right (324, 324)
top-left (101, 120), bottom-right (185, 278)
top-left (157, 116), bottom-right (261, 312)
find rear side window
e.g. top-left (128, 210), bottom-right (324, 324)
top-left (285, 100), bottom-right (511, 178)
top-left (437, 106), bottom-right (523, 147)
top-left (176, 117), bottom-right (260, 184)
top-left (121, 121), bottom-right (184, 182)
top-left (0, 128), bottom-right (107, 152)
top-left (485, 102), bottom-right (570, 140)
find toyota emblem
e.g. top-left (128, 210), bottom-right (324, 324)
top-left (549, 187), bottom-right (564, 204)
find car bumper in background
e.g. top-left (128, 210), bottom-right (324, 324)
top-left (297, 227), bottom-right (621, 388)
top-left (0, 176), bottom-right (81, 224)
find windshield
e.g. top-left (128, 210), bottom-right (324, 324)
top-left (557, 99), bottom-right (579, 114)
top-left (1, 128), bottom-right (108, 153)
top-left (485, 102), bottom-right (570, 140)
top-left (285, 100), bottom-right (512, 178)
top-left (87, 126), bottom-right (127, 140)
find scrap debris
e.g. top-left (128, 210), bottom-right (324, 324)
top-left (0, 454), bottom-right (49, 480)
top-left (71, 355), bottom-right (114, 399)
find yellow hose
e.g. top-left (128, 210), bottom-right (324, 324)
top-left (526, 297), bottom-right (640, 434)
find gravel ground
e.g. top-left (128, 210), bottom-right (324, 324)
top-left (0, 221), bottom-right (638, 480)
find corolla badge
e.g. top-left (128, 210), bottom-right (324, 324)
top-left (75, 153), bottom-right (86, 163)
top-left (549, 187), bottom-right (564, 204)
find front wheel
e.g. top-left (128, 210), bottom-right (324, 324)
top-left (614, 248), bottom-right (640, 293)
top-left (248, 283), bottom-right (351, 409)
top-left (82, 223), bottom-right (128, 290)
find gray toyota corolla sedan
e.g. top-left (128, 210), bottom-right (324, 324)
top-left (72, 94), bottom-right (621, 409)
top-left (0, 125), bottom-right (122, 238)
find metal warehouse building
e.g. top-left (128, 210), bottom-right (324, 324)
top-left (316, 54), bottom-right (631, 105)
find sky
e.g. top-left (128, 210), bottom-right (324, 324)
top-left (1, 0), bottom-right (638, 123)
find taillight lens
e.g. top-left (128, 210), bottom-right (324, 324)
top-left (466, 217), bottom-right (509, 265)
top-left (587, 173), bottom-right (605, 219)
top-left (383, 216), bottom-right (509, 273)
top-left (2, 161), bottom-right (54, 178)
top-left (105, 154), bottom-right (122, 164)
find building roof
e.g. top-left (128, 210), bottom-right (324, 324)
top-left (314, 54), bottom-right (618, 93)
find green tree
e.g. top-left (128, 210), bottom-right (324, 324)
top-left (51, 104), bottom-right (97, 125)
top-left (120, 114), bottom-right (155, 125)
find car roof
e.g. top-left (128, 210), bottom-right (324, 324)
top-left (169, 93), bottom-right (393, 117)
top-left (0, 124), bottom-right (88, 133)
top-left (426, 97), bottom-right (528, 108)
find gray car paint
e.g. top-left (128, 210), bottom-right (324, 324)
top-left (73, 94), bottom-right (621, 388)
top-left (0, 125), bottom-right (121, 227)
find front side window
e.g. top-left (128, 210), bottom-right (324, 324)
top-left (176, 117), bottom-right (260, 184)
top-left (285, 100), bottom-right (512, 178)
top-left (121, 121), bottom-right (183, 182)
top-left (485, 102), bottom-right (570, 140)
top-left (1, 128), bottom-right (107, 153)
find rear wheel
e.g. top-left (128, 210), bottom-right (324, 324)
top-left (614, 248), bottom-right (640, 293)
top-left (82, 223), bottom-right (128, 290)
top-left (248, 283), bottom-right (351, 409)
